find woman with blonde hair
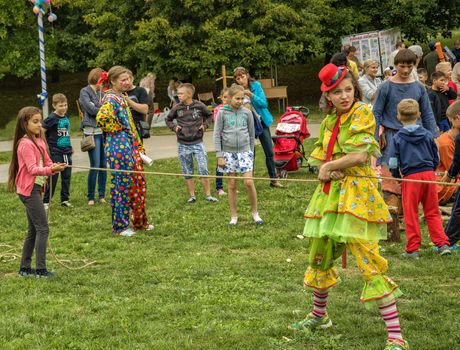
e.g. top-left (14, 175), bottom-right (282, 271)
top-left (358, 59), bottom-right (382, 105)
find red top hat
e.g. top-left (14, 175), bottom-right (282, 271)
top-left (318, 64), bottom-right (348, 92)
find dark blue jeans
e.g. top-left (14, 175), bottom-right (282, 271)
top-left (43, 153), bottom-right (72, 203)
top-left (258, 126), bottom-right (277, 179)
top-left (87, 133), bottom-right (107, 200)
top-left (215, 166), bottom-right (224, 190)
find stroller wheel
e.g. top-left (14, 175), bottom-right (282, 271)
top-left (280, 170), bottom-right (288, 178)
top-left (309, 166), bottom-right (319, 175)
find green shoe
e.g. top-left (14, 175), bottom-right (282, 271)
top-left (384, 340), bottom-right (410, 350)
top-left (290, 313), bottom-right (332, 330)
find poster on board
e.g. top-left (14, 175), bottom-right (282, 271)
top-left (342, 28), bottom-right (402, 75)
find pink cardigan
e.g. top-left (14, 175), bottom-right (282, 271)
top-left (16, 137), bottom-right (54, 196)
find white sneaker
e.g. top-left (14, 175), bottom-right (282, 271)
top-left (43, 203), bottom-right (49, 211)
top-left (120, 228), bottom-right (136, 237)
top-left (229, 217), bottom-right (238, 226)
top-left (217, 189), bottom-right (227, 196)
top-left (145, 224), bottom-right (154, 231)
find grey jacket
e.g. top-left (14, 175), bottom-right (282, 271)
top-left (165, 100), bottom-right (213, 145)
top-left (213, 105), bottom-right (254, 157)
top-left (358, 75), bottom-right (382, 105)
top-left (79, 85), bottom-right (103, 128)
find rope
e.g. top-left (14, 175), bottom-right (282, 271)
top-left (0, 244), bottom-right (21, 263)
top-left (68, 164), bottom-right (460, 187)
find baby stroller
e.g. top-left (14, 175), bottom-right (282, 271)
top-left (271, 106), bottom-right (315, 178)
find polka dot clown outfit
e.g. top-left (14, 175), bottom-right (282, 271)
top-left (97, 92), bottom-right (149, 234)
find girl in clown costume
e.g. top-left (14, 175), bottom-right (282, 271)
top-left (97, 66), bottom-right (153, 237)
top-left (291, 64), bottom-right (409, 350)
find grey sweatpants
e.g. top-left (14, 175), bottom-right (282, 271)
top-left (19, 184), bottom-right (49, 270)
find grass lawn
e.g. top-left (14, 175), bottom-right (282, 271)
top-left (0, 140), bottom-right (459, 350)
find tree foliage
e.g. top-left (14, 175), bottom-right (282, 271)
top-left (1, 0), bottom-right (459, 79)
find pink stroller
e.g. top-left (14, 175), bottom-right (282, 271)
top-left (272, 106), bottom-right (315, 178)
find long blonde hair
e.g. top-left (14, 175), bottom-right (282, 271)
top-left (8, 107), bottom-right (48, 192)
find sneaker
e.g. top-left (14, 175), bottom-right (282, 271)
top-left (145, 224), bottom-right (154, 231)
top-left (43, 203), bottom-right (49, 210)
top-left (438, 244), bottom-right (451, 256)
top-left (61, 201), bottom-right (73, 208)
top-left (217, 189), bottom-right (227, 196)
top-left (402, 251), bottom-right (420, 259)
top-left (119, 228), bottom-right (136, 237)
top-left (229, 217), bottom-right (238, 226)
top-left (99, 198), bottom-right (107, 204)
top-left (384, 339), bottom-right (410, 350)
top-left (88, 200), bottom-right (95, 206)
top-left (290, 313), bottom-right (332, 330)
top-left (450, 244), bottom-right (458, 251)
top-left (270, 180), bottom-right (284, 188)
top-left (187, 196), bottom-right (197, 204)
top-left (35, 269), bottom-right (54, 278)
top-left (205, 196), bottom-right (218, 203)
top-left (18, 267), bottom-right (36, 277)
top-left (252, 212), bottom-right (264, 225)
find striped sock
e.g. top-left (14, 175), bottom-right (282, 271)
top-left (311, 289), bottom-right (328, 318)
top-left (378, 300), bottom-right (404, 343)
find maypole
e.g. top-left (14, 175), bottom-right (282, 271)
top-left (32, 0), bottom-right (56, 119)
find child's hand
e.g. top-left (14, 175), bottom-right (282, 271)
top-left (330, 170), bottom-right (345, 180)
top-left (175, 125), bottom-right (182, 133)
top-left (217, 157), bottom-right (225, 168)
top-left (51, 163), bottom-right (67, 172)
top-left (318, 163), bottom-right (331, 182)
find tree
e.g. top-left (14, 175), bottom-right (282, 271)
top-left (1, 0), bottom-right (460, 80)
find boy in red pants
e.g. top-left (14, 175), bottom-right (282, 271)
top-left (389, 98), bottom-right (451, 258)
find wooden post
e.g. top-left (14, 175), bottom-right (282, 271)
top-left (222, 65), bottom-right (227, 88)
top-left (341, 249), bottom-right (347, 268)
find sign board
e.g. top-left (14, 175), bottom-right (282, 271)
top-left (342, 28), bottom-right (401, 75)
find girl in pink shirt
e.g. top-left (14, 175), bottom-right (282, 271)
top-left (8, 107), bottom-right (66, 278)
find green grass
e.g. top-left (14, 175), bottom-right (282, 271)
top-left (0, 141), bottom-right (459, 350)
top-left (0, 151), bottom-right (12, 164)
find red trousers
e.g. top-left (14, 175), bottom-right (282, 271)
top-left (402, 171), bottom-right (450, 252)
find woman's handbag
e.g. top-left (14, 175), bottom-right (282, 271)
top-left (252, 112), bottom-right (264, 138)
top-left (80, 133), bottom-right (95, 152)
top-left (136, 120), bottom-right (151, 139)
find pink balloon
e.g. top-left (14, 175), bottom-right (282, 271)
top-left (47, 13), bottom-right (57, 22)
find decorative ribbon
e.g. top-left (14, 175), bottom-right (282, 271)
top-left (322, 116), bottom-right (341, 194)
top-left (96, 71), bottom-right (108, 86)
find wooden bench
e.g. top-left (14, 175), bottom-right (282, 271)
top-left (258, 79), bottom-right (288, 112)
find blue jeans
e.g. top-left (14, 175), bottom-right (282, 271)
top-left (87, 134), bottom-right (107, 200)
top-left (258, 126), bottom-right (277, 179)
top-left (43, 153), bottom-right (72, 203)
top-left (215, 166), bottom-right (224, 190)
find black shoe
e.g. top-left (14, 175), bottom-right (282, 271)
top-left (35, 269), bottom-right (55, 278)
top-left (18, 267), bottom-right (36, 277)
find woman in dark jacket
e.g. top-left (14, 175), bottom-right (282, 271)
top-left (79, 68), bottom-right (107, 205)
